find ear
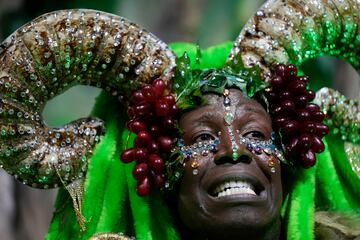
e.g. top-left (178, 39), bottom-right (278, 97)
top-left (0, 9), bottom-right (176, 189)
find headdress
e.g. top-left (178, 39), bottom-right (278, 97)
top-left (0, 1), bottom-right (359, 239)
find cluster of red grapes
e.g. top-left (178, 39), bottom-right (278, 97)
top-left (120, 79), bottom-right (178, 196)
top-left (267, 64), bottom-right (329, 167)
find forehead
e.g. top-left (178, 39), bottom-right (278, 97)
top-left (180, 89), bottom-right (270, 125)
top-left (205, 89), bottom-right (263, 108)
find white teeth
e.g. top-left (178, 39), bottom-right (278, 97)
top-left (213, 180), bottom-right (257, 197)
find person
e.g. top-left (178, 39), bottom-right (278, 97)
top-left (0, 1), bottom-right (359, 240)
top-left (175, 88), bottom-right (283, 239)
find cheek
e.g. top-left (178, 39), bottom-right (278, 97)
top-left (177, 165), bottom-right (201, 227)
top-left (177, 155), bottom-right (213, 222)
top-left (178, 154), bottom-right (211, 196)
top-left (254, 152), bottom-right (281, 176)
top-left (255, 153), bottom-right (283, 201)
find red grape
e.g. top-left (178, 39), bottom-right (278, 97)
top-left (280, 100), bottom-right (295, 112)
top-left (271, 76), bottom-right (284, 88)
top-left (306, 104), bottom-right (320, 114)
top-left (162, 95), bottom-right (176, 106)
top-left (297, 109), bottom-right (311, 120)
top-left (312, 111), bottom-right (325, 122)
top-left (285, 64), bottom-right (297, 77)
top-left (155, 99), bottom-right (169, 117)
top-left (297, 76), bottom-right (309, 83)
top-left (148, 154), bottom-right (165, 173)
top-left (136, 177), bottom-right (150, 196)
top-left (275, 64), bottom-right (286, 77)
top-left (267, 91), bottom-right (279, 102)
top-left (281, 120), bottom-right (299, 136)
top-left (299, 133), bottom-right (312, 148)
top-left (287, 137), bottom-right (299, 154)
top-left (301, 149), bottom-right (316, 168)
top-left (128, 120), bottom-right (147, 133)
top-left (133, 163), bottom-right (149, 180)
top-left (273, 105), bottom-right (283, 115)
top-left (149, 125), bottom-right (161, 138)
top-left (157, 136), bottom-right (173, 152)
top-left (294, 95), bottom-right (308, 108)
top-left (142, 85), bottom-right (156, 102)
top-left (312, 135), bottom-right (325, 153)
top-left (273, 116), bottom-right (289, 129)
top-left (169, 104), bottom-right (178, 116)
top-left (280, 90), bottom-right (291, 100)
top-left (152, 79), bottom-right (166, 98)
top-left (134, 148), bottom-right (149, 163)
top-left (315, 123), bottom-right (329, 136)
top-left (162, 116), bottom-right (174, 130)
top-left (288, 80), bottom-right (306, 94)
top-left (131, 90), bottom-right (145, 104)
top-left (135, 131), bottom-right (152, 147)
top-left (303, 121), bottom-right (315, 134)
top-left (147, 140), bottom-right (159, 153)
top-left (135, 103), bottom-right (152, 117)
top-left (267, 64), bottom-right (328, 168)
top-left (151, 173), bottom-right (165, 189)
top-left (127, 106), bottom-right (135, 118)
top-left (306, 90), bottom-right (316, 101)
top-left (120, 148), bottom-right (135, 163)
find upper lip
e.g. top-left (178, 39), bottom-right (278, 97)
top-left (205, 170), bottom-right (265, 198)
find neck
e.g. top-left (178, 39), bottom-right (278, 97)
top-left (184, 217), bottom-right (282, 240)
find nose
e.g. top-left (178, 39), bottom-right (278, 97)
top-left (214, 128), bottom-right (252, 165)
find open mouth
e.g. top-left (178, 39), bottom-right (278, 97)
top-left (208, 176), bottom-right (264, 198)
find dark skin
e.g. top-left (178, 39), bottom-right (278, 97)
top-left (177, 89), bottom-right (283, 240)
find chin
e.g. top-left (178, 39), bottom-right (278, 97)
top-left (178, 192), bottom-right (282, 239)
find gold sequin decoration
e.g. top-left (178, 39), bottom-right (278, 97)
top-left (268, 156), bottom-right (276, 168)
top-left (89, 232), bottom-right (134, 240)
top-left (191, 160), bottom-right (199, 169)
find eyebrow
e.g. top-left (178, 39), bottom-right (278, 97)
top-left (192, 111), bottom-right (220, 125)
top-left (235, 102), bottom-right (266, 115)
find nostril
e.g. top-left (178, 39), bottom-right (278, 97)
top-left (214, 155), bottom-right (234, 165)
top-left (237, 154), bottom-right (251, 164)
top-left (215, 154), bottom-right (252, 165)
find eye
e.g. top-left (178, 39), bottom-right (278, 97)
top-left (193, 133), bottom-right (215, 143)
top-left (243, 131), bottom-right (265, 140)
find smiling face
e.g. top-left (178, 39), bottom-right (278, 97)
top-left (177, 89), bottom-right (283, 239)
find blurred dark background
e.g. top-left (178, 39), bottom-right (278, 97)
top-left (0, 0), bottom-right (358, 239)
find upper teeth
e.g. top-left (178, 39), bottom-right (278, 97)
top-left (213, 181), bottom-right (256, 197)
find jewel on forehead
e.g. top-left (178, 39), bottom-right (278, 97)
top-left (223, 89), bottom-right (234, 126)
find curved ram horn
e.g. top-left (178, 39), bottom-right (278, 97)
top-left (227, 0), bottom-right (360, 81)
top-left (0, 9), bottom-right (176, 189)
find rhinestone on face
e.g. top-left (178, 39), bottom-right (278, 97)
top-left (227, 127), bottom-right (239, 161)
top-left (172, 139), bottom-right (220, 163)
top-left (224, 112), bottom-right (235, 126)
top-left (191, 161), bottom-right (199, 169)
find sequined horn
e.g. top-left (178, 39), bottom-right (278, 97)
top-left (228, 0), bottom-right (360, 81)
top-left (227, 0), bottom-right (360, 167)
top-left (0, 9), bottom-right (176, 188)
